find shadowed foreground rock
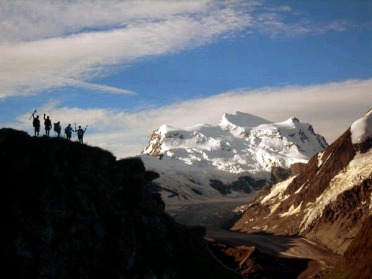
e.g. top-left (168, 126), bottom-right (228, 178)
top-left (206, 238), bottom-right (308, 279)
top-left (0, 128), bottom-right (242, 279)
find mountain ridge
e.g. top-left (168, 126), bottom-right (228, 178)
top-left (231, 110), bottom-right (372, 259)
top-left (141, 111), bottom-right (328, 202)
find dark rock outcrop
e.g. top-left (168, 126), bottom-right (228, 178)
top-left (210, 176), bottom-right (268, 195)
top-left (0, 128), bottom-right (241, 279)
top-left (207, 238), bottom-right (308, 279)
top-left (270, 166), bottom-right (291, 183)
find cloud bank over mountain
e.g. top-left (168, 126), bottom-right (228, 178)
top-left (9, 79), bottom-right (372, 158)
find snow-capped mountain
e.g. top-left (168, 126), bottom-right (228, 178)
top-left (232, 109), bottom-right (372, 255)
top-left (140, 112), bottom-right (328, 202)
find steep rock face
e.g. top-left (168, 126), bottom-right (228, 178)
top-left (325, 216), bottom-right (372, 279)
top-left (0, 128), bottom-right (241, 279)
top-left (232, 111), bottom-right (372, 255)
top-left (141, 112), bottom-right (327, 202)
top-left (303, 175), bottom-right (371, 254)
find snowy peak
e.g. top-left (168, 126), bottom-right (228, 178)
top-left (261, 117), bottom-right (328, 153)
top-left (141, 112), bottom-right (328, 202)
top-left (143, 123), bottom-right (222, 157)
top-left (219, 111), bottom-right (271, 129)
top-left (351, 108), bottom-right (372, 144)
top-left (143, 112), bottom-right (328, 174)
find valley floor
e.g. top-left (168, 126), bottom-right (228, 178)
top-left (166, 200), bottom-right (341, 279)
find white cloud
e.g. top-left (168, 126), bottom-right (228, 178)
top-left (0, 0), bottom-right (251, 99)
top-left (11, 79), bottom-right (372, 158)
top-left (0, 0), bottom-right (358, 99)
top-left (0, 0), bottom-right (212, 42)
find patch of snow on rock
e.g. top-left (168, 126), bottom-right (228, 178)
top-left (279, 202), bottom-right (303, 217)
top-left (317, 151), bottom-right (325, 167)
top-left (351, 109), bottom-right (372, 144)
top-left (260, 177), bottom-right (295, 204)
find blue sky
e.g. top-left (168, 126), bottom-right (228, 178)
top-left (0, 0), bottom-right (371, 157)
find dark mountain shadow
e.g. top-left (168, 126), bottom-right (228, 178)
top-left (0, 128), bottom-right (242, 279)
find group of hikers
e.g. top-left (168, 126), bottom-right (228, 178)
top-left (30, 110), bottom-right (87, 144)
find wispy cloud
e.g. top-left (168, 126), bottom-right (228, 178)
top-left (253, 6), bottom-right (352, 38)
top-left (0, 0), bottom-right (359, 99)
top-left (69, 80), bottom-right (136, 96)
top-left (0, 0), bottom-right (251, 99)
top-left (11, 79), bottom-right (372, 158)
top-left (0, 0), bottom-right (211, 42)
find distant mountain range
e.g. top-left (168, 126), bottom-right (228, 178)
top-left (140, 111), bottom-right (328, 202)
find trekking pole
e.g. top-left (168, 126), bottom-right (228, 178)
top-left (29, 109), bottom-right (37, 120)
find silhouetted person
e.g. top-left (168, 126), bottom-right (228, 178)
top-left (75, 125), bottom-right (87, 144)
top-left (32, 115), bottom-right (40, 137)
top-left (64, 124), bottom-right (74, 140)
top-left (54, 121), bottom-right (62, 137)
top-left (44, 114), bottom-right (52, 137)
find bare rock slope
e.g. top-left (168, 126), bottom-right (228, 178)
top-left (325, 216), bottom-right (372, 279)
top-left (232, 110), bottom-right (372, 256)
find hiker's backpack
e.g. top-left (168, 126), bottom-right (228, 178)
top-left (54, 123), bottom-right (60, 132)
top-left (33, 118), bottom-right (39, 127)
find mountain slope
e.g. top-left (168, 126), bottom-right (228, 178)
top-left (141, 111), bottom-right (328, 202)
top-left (0, 128), bottom-right (242, 279)
top-left (232, 110), bottom-right (372, 255)
top-left (325, 216), bottom-right (372, 279)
